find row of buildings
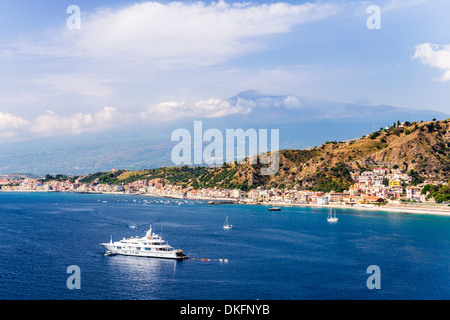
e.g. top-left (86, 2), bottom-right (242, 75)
top-left (0, 167), bottom-right (446, 205)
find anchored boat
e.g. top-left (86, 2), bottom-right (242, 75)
top-left (100, 225), bottom-right (188, 260)
top-left (327, 209), bottom-right (338, 223)
top-left (223, 216), bottom-right (232, 229)
top-left (268, 204), bottom-right (281, 211)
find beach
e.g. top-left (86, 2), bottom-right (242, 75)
top-left (140, 190), bottom-right (450, 216)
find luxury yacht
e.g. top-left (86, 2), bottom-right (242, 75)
top-left (100, 225), bottom-right (188, 260)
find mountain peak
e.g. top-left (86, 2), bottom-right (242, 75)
top-left (229, 90), bottom-right (268, 101)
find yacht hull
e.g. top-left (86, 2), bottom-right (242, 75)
top-left (101, 243), bottom-right (188, 259)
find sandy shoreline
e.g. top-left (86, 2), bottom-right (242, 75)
top-left (2, 189), bottom-right (450, 216)
top-left (141, 192), bottom-right (450, 216)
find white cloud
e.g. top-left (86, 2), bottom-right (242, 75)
top-left (0, 112), bottom-right (30, 138)
top-left (283, 96), bottom-right (302, 108)
top-left (413, 43), bottom-right (450, 81)
top-left (439, 70), bottom-right (450, 82)
top-left (141, 97), bottom-right (252, 121)
top-left (1, 95), bottom-right (258, 139)
top-left (30, 107), bottom-right (124, 135)
top-left (0, 107), bottom-right (131, 140)
top-left (5, 1), bottom-right (338, 70)
top-left (0, 112), bottom-right (30, 130)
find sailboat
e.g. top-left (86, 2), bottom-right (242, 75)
top-left (223, 216), bottom-right (232, 229)
top-left (327, 208), bottom-right (338, 222)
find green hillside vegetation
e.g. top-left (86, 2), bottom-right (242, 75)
top-left (79, 166), bottom-right (209, 186)
top-left (69, 119), bottom-right (449, 193)
top-left (421, 183), bottom-right (450, 203)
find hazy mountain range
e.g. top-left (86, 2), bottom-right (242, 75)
top-left (0, 90), bottom-right (448, 176)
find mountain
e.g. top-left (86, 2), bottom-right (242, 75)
top-left (0, 90), bottom-right (448, 175)
top-left (0, 173), bottom-right (43, 180)
top-left (77, 119), bottom-right (450, 192)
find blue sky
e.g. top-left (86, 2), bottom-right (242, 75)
top-left (0, 0), bottom-right (449, 141)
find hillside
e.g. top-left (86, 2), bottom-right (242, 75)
top-left (79, 166), bottom-right (209, 185)
top-left (78, 119), bottom-right (450, 191)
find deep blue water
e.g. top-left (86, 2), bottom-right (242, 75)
top-left (0, 192), bottom-right (449, 300)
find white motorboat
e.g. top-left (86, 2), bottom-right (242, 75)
top-left (268, 204), bottom-right (281, 211)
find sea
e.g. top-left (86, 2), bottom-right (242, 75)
top-left (0, 191), bottom-right (449, 300)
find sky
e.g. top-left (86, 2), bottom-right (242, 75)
top-left (0, 0), bottom-right (449, 142)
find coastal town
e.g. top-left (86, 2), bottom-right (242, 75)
top-left (1, 167), bottom-right (448, 211)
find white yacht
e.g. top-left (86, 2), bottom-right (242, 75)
top-left (100, 225), bottom-right (188, 260)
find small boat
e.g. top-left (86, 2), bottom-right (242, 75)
top-left (268, 204), bottom-right (281, 211)
top-left (223, 216), bottom-right (232, 229)
top-left (327, 209), bottom-right (338, 222)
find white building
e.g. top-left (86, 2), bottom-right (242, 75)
top-left (406, 186), bottom-right (422, 201)
top-left (317, 196), bottom-right (329, 205)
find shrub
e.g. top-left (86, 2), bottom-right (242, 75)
top-left (369, 131), bottom-right (381, 140)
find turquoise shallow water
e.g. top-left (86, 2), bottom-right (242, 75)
top-left (0, 192), bottom-right (449, 300)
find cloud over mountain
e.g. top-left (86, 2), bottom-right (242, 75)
top-left (141, 98), bottom-right (252, 122)
top-left (1, 90), bottom-right (447, 144)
